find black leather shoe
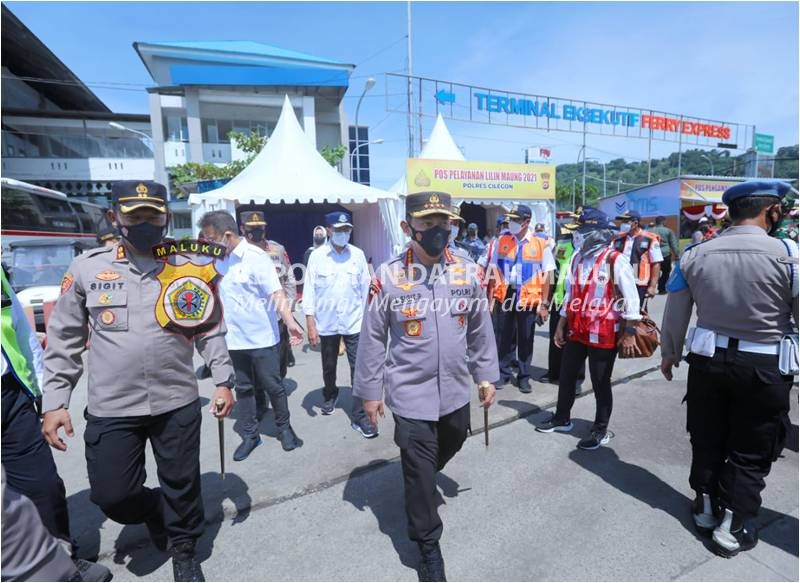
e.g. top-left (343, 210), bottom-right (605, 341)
top-left (518, 377), bottom-right (532, 394)
top-left (279, 426), bottom-right (303, 451)
top-left (171, 543), bottom-right (205, 582)
top-left (418, 543), bottom-right (446, 582)
top-left (288, 352), bottom-right (296, 367)
top-left (233, 436), bottom-right (262, 461)
top-left (145, 514), bottom-right (168, 552)
top-left (537, 373), bottom-right (557, 384)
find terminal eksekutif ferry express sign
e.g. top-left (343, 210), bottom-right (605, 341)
top-left (387, 74), bottom-right (754, 149)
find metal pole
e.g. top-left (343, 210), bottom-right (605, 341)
top-left (677, 116), bottom-right (683, 177)
top-left (571, 179), bottom-right (575, 211)
top-left (581, 127), bottom-right (587, 202)
top-left (418, 77), bottom-right (424, 153)
top-left (353, 79), bottom-right (374, 183)
top-left (647, 124), bottom-right (652, 184)
top-left (406, 1), bottom-right (414, 157)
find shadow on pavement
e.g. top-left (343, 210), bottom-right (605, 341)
top-left (342, 461), bottom-right (463, 571)
top-left (69, 471), bottom-right (252, 576)
top-left (301, 387), bottom-right (324, 417)
top-left (568, 447), bottom-right (798, 556)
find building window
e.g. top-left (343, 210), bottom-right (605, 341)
top-left (172, 213), bottom-right (191, 229)
top-left (164, 115), bottom-right (188, 142)
top-left (348, 125), bottom-right (370, 185)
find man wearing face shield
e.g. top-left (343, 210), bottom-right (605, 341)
top-left (660, 180), bottom-right (798, 559)
top-left (303, 211), bottom-right (375, 437)
top-left (486, 204), bottom-right (556, 393)
top-left (41, 181), bottom-right (236, 582)
top-left (240, 211), bottom-right (298, 377)
top-left (353, 191), bottom-right (498, 582)
top-left (536, 207), bottom-right (642, 450)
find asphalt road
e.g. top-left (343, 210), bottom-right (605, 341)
top-left (49, 295), bottom-right (798, 580)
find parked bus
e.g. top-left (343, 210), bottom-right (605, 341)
top-left (1, 177), bottom-right (105, 253)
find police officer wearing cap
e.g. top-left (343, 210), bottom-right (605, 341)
top-left (41, 180), bottom-right (236, 582)
top-left (240, 211), bottom-right (298, 377)
top-left (353, 191), bottom-right (498, 582)
top-left (661, 179), bottom-right (798, 558)
top-left (487, 204), bottom-right (556, 393)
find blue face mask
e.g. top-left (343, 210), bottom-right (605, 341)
top-left (535, 232), bottom-right (548, 240)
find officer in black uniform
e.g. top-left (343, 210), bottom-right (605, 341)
top-left (661, 179), bottom-right (798, 558)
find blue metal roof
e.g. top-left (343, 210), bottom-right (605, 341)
top-left (143, 40), bottom-right (347, 66)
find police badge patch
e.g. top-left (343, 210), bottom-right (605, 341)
top-left (404, 320), bottom-right (422, 337)
top-left (60, 273), bottom-right (74, 295)
top-left (155, 259), bottom-right (223, 341)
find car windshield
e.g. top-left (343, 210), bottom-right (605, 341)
top-left (11, 245), bottom-right (76, 289)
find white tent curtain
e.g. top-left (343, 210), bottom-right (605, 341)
top-left (379, 197), bottom-right (408, 256)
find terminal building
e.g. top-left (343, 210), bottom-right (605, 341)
top-left (1, 5), bottom-right (154, 206)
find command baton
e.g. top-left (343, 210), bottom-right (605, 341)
top-left (215, 398), bottom-right (226, 479)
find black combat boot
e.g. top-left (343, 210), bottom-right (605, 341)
top-left (417, 542), bottom-right (446, 582)
top-left (712, 508), bottom-right (758, 558)
top-left (171, 542), bottom-right (205, 582)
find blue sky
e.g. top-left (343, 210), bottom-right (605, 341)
top-left (8, 1), bottom-right (798, 188)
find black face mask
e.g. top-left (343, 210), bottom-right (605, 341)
top-left (122, 222), bottom-right (164, 253)
top-left (313, 235), bottom-right (326, 246)
top-left (409, 224), bottom-right (450, 258)
top-left (246, 228), bottom-right (266, 243)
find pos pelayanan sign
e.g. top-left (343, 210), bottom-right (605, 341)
top-left (406, 159), bottom-right (555, 200)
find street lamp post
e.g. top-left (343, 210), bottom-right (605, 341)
top-left (700, 154), bottom-right (714, 176)
top-left (349, 139), bottom-right (384, 184)
top-left (108, 121), bottom-right (153, 145)
top-left (586, 157), bottom-right (607, 199)
top-left (353, 77), bottom-right (376, 183)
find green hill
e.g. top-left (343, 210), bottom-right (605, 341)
top-left (555, 145), bottom-right (798, 210)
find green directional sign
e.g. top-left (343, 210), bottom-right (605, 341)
top-left (754, 133), bottom-right (774, 154)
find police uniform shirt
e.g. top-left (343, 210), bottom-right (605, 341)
top-left (265, 240), bottom-right (297, 303)
top-left (661, 225), bottom-right (799, 361)
top-left (42, 243), bottom-right (235, 417)
top-left (217, 239), bottom-right (283, 351)
top-left (615, 232), bottom-right (664, 265)
top-left (353, 247), bottom-right (499, 422)
top-left (302, 241), bottom-right (370, 336)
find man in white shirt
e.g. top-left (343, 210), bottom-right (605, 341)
top-left (199, 211), bottom-right (305, 461)
top-left (304, 211), bottom-right (376, 438)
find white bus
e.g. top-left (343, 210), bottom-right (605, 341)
top-left (1, 177), bottom-right (105, 253)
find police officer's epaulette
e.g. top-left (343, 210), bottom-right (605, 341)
top-left (80, 245), bottom-right (115, 260)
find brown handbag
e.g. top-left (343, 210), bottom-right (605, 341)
top-left (606, 254), bottom-right (661, 358)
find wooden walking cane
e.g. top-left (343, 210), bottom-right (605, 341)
top-left (215, 398), bottom-right (226, 480)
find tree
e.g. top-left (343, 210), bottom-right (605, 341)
top-left (320, 144), bottom-right (347, 167)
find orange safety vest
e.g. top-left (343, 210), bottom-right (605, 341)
top-left (611, 231), bottom-right (660, 285)
top-left (566, 248), bottom-right (622, 349)
top-left (491, 233), bottom-right (547, 308)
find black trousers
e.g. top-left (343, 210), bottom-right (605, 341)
top-left (547, 305), bottom-right (586, 381)
top-left (554, 340), bottom-right (618, 431)
top-left (1, 377), bottom-right (72, 545)
top-left (393, 403), bottom-right (471, 548)
top-left (685, 348), bottom-right (793, 520)
top-left (320, 333), bottom-right (366, 422)
top-left (279, 321), bottom-right (289, 380)
top-left (84, 399), bottom-right (204, 547)
top-left (497, 287), bottom-right (538, 381)
top-left (231, 345), bottom-right (290, 436)
top-left (658, 255), bottom-right (672, 293)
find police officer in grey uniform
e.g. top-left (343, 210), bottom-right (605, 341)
top-left (41, 181), bottom-right (236, 582)
top-left (661, 179), bottom-right (798, 558)
top-left (239, 211), bottom-right (298, 380)
top-left (353, 191), bottom-right (498, 582)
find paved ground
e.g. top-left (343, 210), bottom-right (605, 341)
top-left (51, 295), bottom-right (799, 580)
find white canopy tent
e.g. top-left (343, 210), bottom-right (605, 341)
top-left (188, 95), bottom-right (398, 266)
top-left (389, 114), bottom-right (555, 238)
